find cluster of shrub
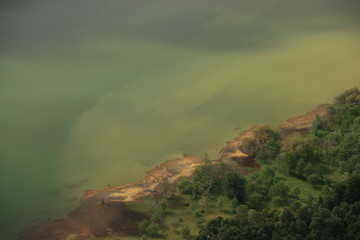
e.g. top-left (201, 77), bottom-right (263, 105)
top-left (196, 87), bottom-right (360, 240)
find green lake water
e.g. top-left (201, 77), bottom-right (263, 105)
top-left (0, 0), bottom-right (359, 239)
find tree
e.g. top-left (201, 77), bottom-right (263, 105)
top-left (269, 182), bottom-right (290, 199)
top-left (145, 223), bottom-right (162, 237)
top-left (236, 205), bottom-right (249, 225)
top-left (277, 135), bottom-right (317, 176)
top-left (231, 197), bottom-right (240, 209)
top-left (171, 218), bottom-right (183, 231)
top-left (335, 87), bottom-right (360, 105)
top-left (269, 182), bottom-right (290, 206)
top-left (241, 137), bottom-right (257, 158)
top-left (216, 196), bottom-right (225, 209)
top-left (307, 173), bottom-right (322, 186)
top-left (204, 152), bottom-right (211, 165)
top-left (248, 209), bottom-right (262, 225)
top-left (246, 192), bottom-right (263, 209)
top-left (196, 217), bottom-right (223, 240)
top-left (309, 208), bottom-right (331, 239)
top-left (178, 180), bottom-right (194, 195)
top-left (273, 196), bottom-right (286, 207)
top-left (346, 215), bottom-right (360, 240)
top-left (150, 212), bottom-right (162, 223)
top-left (240, 125), bottom-right (281, 160)
top-left (160, 177), bottom-right (171, 213)
top-left (256, 138), bottom-right (281, 160)
top-left (161, 177), bottom-right (170, 199)
top-left (223, 171), bottom-right (246, 203)
top-left (192, 165), bottom-right (218, 195)
top-left (199, 195), bottom-right (209, 211)
top-left (325, 175), bottom-right (360, 209)
top-left (139, 219), bottom-right (162, 238)
top-left (160, 198), bottom-right (168, 213)
top-left (139, 219), bottom-right (150, 233)
top-left (181, 226), bottom-right (191, 239)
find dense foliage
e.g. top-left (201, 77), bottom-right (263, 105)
top-left (195, 88), bottom-right (360, 240)
top-left (196, 175), bottom-right (360, 240)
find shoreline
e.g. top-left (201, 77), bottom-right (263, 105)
top-left (81, 154), bottom-right (204, 203)
top-left (18, 103), bottom-right (329, 240)
top-left (81, 103), bottom-right (330, 203)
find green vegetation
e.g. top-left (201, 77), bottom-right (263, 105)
top-left (196, 87), bottom-right (360, 240)
top-left (240, 125), bottom-right (281, 160)
top-left (93, 88), bottom-right (360, 240)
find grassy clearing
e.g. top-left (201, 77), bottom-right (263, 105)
top-left (276, 173), bottom-right (321, 200)
top-left (257, 159), bottom-right (322, 206)
top-left (161, 195), bottom-right (234, 240)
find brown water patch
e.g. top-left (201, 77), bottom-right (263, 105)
top-left (17, 219), bottom-right (90, 240)
top-left (69, 198), bottom-right (144, 237)
top-left (17, 199), bottom-right (145, 240)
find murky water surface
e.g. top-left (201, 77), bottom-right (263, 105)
top-left (0, 0), bottom-right (359, 238)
